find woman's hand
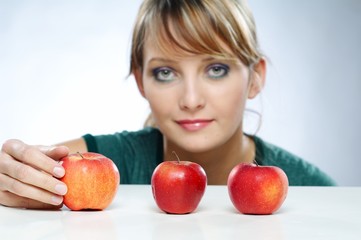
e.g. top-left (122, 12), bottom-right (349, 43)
top-left (0, 139), bottom-right (69, 209)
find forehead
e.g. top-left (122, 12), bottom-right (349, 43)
top-left (141, 37), bottom-right (245, 72)
top-left (143, 25), bottom-right (237, 63)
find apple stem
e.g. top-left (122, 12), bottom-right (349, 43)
top-left (77, 152), bottom-right (84, 159)
top-left (172, 151), bottom-right (180, 164)
top-left (253, 158), bottom-right (259, 166)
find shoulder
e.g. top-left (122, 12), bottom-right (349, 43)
top-left (83, 127), bottom-right (162, 152)
top-left (82, 127), bottom-right (163, 184)
top-left (118, 126), bottom-right (163, 139)
top-left (252, 135), bottom-right (336, 186)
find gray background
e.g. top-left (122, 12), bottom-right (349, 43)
top-left (1, 0), bottom-right (360, 185)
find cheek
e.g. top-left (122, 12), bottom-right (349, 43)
top-left (143, 83), bottom-right (175, 120)
top-left (227, 96), bottom-right (247, 124)
top-left (214, 67), bottom-right (250, 116)
top-left (213, 82), bottom-right (248, 120)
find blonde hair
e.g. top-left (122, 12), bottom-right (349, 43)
top-left (129, 0), bottom-right (264, 127)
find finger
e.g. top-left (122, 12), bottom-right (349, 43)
top-left (0, 190), bottom-right (62, 209)
top-left (37, 145), bottom-right (69, 161)
top-left (2, 139), bottom-right (66, 178)
top-left (0, 155), bottom-right (67, 196)
top-left (0, 173), bottom-right (64, 206)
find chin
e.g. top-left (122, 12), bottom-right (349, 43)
top-left (182, 144), bottom-right (213, 153)
top-left (161, 122), bottom-right (234, 153)
top-left (171, 134), bottom-right (224, 153)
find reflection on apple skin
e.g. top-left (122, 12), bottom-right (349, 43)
top-left (61, 210), bottom-right (118, 240)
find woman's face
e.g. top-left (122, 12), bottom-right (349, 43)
top-left (135, 38), bottom-right (262, 153)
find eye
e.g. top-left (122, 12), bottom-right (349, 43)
top-left (207, 64), bottom-right (229, 79)
top-left (152, 67), bottom-right (176, 82)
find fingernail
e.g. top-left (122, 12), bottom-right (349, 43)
top-left (51, 195), bottom-right (63, 205)
top-left (53, 166), bottom-right (65, 177)
top-left (55, 184), bottom-right (67, 195)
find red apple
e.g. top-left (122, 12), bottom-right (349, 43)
top-left (151, 154), bottom-right (207, 214)
top-left (227, 163), bottom-right (288, 215)
top-left (61, 152), bottom-right (120, 211)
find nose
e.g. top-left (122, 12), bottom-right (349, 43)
top-left (179, 79), bottom-right (205, 111)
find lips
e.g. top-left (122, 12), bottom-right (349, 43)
top-left (176, 119), bottom-right (213, 131)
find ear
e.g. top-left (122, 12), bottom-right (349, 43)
top-left (133, 68), bottom-right (146, 98)
top-left (248, 58), bottom-right (266, 99)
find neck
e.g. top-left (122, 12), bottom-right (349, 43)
top-left (163, 129), bottom-right (255, 185)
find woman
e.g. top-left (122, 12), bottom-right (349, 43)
top-left (0, 0), bottom-right (335, 209)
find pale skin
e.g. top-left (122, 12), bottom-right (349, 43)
top-left (0, 38), bottom-right (266, 209)
top-left (135, 38), bottom-right (266, 184)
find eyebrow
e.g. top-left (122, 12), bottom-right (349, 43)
top-left (202, 57), bottom-right (217, 62)
top-left (147, 56), bottom-right (226, 65)
top-left (148, 57), bottom-right (176, 64)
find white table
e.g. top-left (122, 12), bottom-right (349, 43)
top-left (1, 185), bottom-right (360, 240)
